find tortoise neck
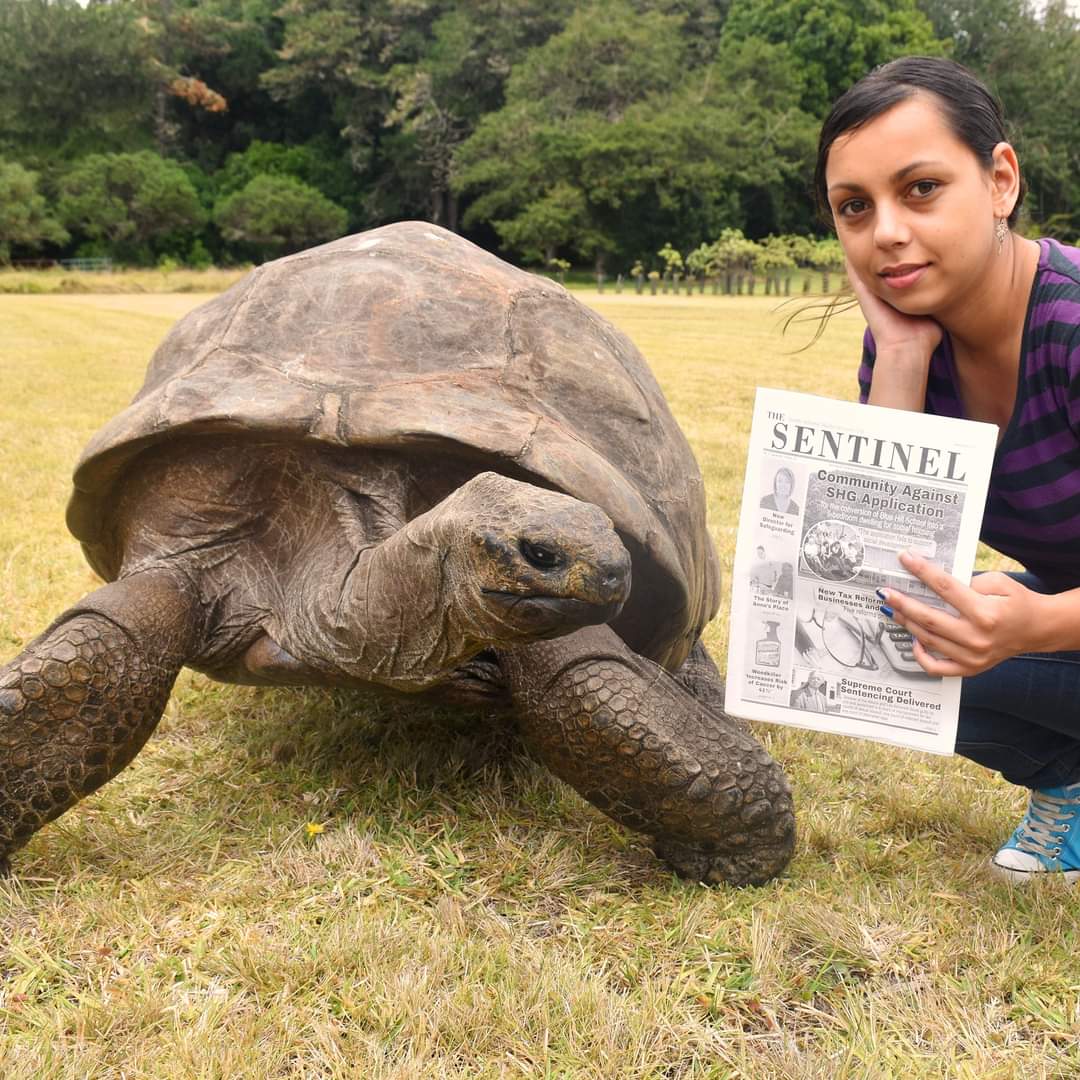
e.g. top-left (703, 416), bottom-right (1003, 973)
top-left (275, 495), bottom-right (492, 691)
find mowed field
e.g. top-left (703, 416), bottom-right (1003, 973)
top-left (0, 291), bottom-right (1076, 1079)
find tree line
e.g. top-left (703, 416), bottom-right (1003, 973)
top-left (1, 0), bottom-right (1076, 273)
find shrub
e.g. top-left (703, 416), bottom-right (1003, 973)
top-left (0, 159), bottom-right (67, 263)
top-left (214, 175), bottom-right (349, 261)
top-left (57, 151), bottom-right (206, 264)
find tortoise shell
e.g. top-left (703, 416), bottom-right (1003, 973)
top-left (68, 222), bottom-right (720, 670)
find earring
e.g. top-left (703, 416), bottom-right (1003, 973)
top-left (995, 217), bottom-right (1009, 254)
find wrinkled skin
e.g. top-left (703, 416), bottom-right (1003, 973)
top-left (0, 441), bottom-right (794, 884)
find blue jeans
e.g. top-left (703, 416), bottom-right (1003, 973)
top-left (957, 573), bottom-right (1080, 789)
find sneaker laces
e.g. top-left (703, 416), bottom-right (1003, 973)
top-left (1014, 786), bottom-right (1080, 860)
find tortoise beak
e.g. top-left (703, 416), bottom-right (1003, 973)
top-left (482, 591), bottom-right (627, 637)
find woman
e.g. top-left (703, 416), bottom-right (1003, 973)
top-left (760, 465), bottom-right (799, 514)
top-left (817, 56), bottom-right (1080, 882)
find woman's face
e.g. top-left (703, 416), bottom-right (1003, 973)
top-left (774, 470), bottom-right (793, 499)
top-left (824, 95), bottom-right (1014, 318)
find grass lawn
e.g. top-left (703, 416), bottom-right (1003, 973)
top-left (0, 267), bottom-right (248, 295)
top-left (0, 291), bottom-right (1076, 1079)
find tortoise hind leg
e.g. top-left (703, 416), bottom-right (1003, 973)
top-left (675, 637), bottom-right (745, 730)
top-left (498, 624), bottom-right (795, 886)
top-left (0, 572), bottom-right (200, 865)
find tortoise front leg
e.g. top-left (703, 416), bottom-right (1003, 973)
top-left (499, 624), bottom-right (795, 886)
top-left (0, 572), bottom-right (200, 865)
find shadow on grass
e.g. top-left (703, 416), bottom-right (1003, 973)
top-left (234, 684), bottom-right (539, 811)
top-left (30, 678), bottom-right (662, 891)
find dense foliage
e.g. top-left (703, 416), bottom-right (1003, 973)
top-left (0, 0), bottom-right (1075, 268)
top-left (0, 160), bottom-right (67, 262)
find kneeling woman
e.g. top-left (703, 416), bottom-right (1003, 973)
top-left (816, 56), bottom-right (1080, 881)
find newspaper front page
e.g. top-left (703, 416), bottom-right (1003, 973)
top-left (725, 388), bottom-right (997, 755)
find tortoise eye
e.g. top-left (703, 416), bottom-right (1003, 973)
top-left (519, 539), bottom-right (562, 570)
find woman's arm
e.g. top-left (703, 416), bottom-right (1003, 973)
top-left (849, 263), bottom-right (943, 411)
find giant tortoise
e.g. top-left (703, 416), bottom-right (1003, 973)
top-left (0, 222), bottom-right (795, 885)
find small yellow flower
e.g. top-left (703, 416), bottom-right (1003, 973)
top-left (304, 822), bottom-right (326, 838)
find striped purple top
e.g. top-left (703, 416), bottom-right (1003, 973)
top-left (859, 239), bottom-right (1080, 588)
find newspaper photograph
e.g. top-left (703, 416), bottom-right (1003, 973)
top-left (724, 388), bottom-right (998, 755)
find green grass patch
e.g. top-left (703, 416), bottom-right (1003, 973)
top-left (0, 292), bottom-right (1074, 1078)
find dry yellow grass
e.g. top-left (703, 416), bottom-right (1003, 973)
top-left (0, 266), bottom-right (247, 296)
top-left (0, 291), bottom-right (1076, 1079)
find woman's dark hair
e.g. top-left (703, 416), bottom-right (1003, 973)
top-left (814, 56), bottom-right (1026, 228)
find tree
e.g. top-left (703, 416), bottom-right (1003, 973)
top-left (0, 0), bottom-right (158, 164)
top-left (454, 18), bottom-right (818, 268)
top-left (785, 234), bottom-right (816, 267)
top-left (216, 139), bottom-right (359, 220)
top-left (0, 159), bottom-right (67, 263)
top-left (214, 174), bottom-right (348, 260)
top-left (265, 0), bottom-right (576, 228)
top-left (12, 0), bottom-right (1071, 262)
top-left (657, 242), bottom-right (684, 277)
top-left (688, 36), bottom-right (820, 237)
top-left (382, 1), bottom-right (577, 229)
top-left (135, 0), bottom-right (230, 155)
top-left (918, 0), bottom-right (1080, 236)
top-left (140, 0), bottom-right (282, 167)
top-left (453, 1), bottom-right (691, 268)
top-left (0, 0), bottom-right (243, 167)
top-left (811, 236), bottom-right (846, 291)
top-left (783, 233), bottom-right (818, 291)
top-left (917, 0), bottom-right (1026, 65)
top-left (57, 151), bottom-right (206, 263)
top-left (685, 241), bottom-right (716, 280)
top-left (263, 0), bottom-right (439, 224)
top-left (723, 0), bottom-right (945, 113)
top-left (756, 235), bottom-right (797, 294)
top-left (505, 1), bottom-right (687, 122)
top-left (707, 228), bottom-right (759, 292)
top-left (493, 182), bottom-right (594, 266)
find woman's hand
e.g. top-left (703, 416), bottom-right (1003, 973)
top-left (848, 261), bottom-right (943, 357)
top-left (848, 261), bottom-right (942, 410)
top-left (878, 552), bottom-right (1047, 676)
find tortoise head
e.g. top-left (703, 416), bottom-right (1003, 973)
top-left (445, 472), bottom-right (631, 642)
top-left (261, 469), bottom-right (633, 689)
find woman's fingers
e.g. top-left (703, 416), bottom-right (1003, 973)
top-left (896, 551), bottom-right (983, 618)
top-left (909, 634), bottom-right (966, 677)
top-left (879, 586), bottom-right (968, 648)
top-left (880, 554), bottom-right (1044, 676)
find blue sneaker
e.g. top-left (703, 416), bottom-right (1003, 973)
top-left (990, 782), bottom-right (1080, 883)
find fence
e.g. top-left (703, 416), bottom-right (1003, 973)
top-left (590, 270), bottom-right (842, 296)
top-left (59, 257), bottom-right (113, 272)
top-left (8, 257), bottom-right (114, 272)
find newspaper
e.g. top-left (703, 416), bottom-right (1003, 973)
top-left (724, 388), bottom-right (997, 755)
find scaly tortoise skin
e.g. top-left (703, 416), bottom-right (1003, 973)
top-left (0, 222), bottom-right (794, 885)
